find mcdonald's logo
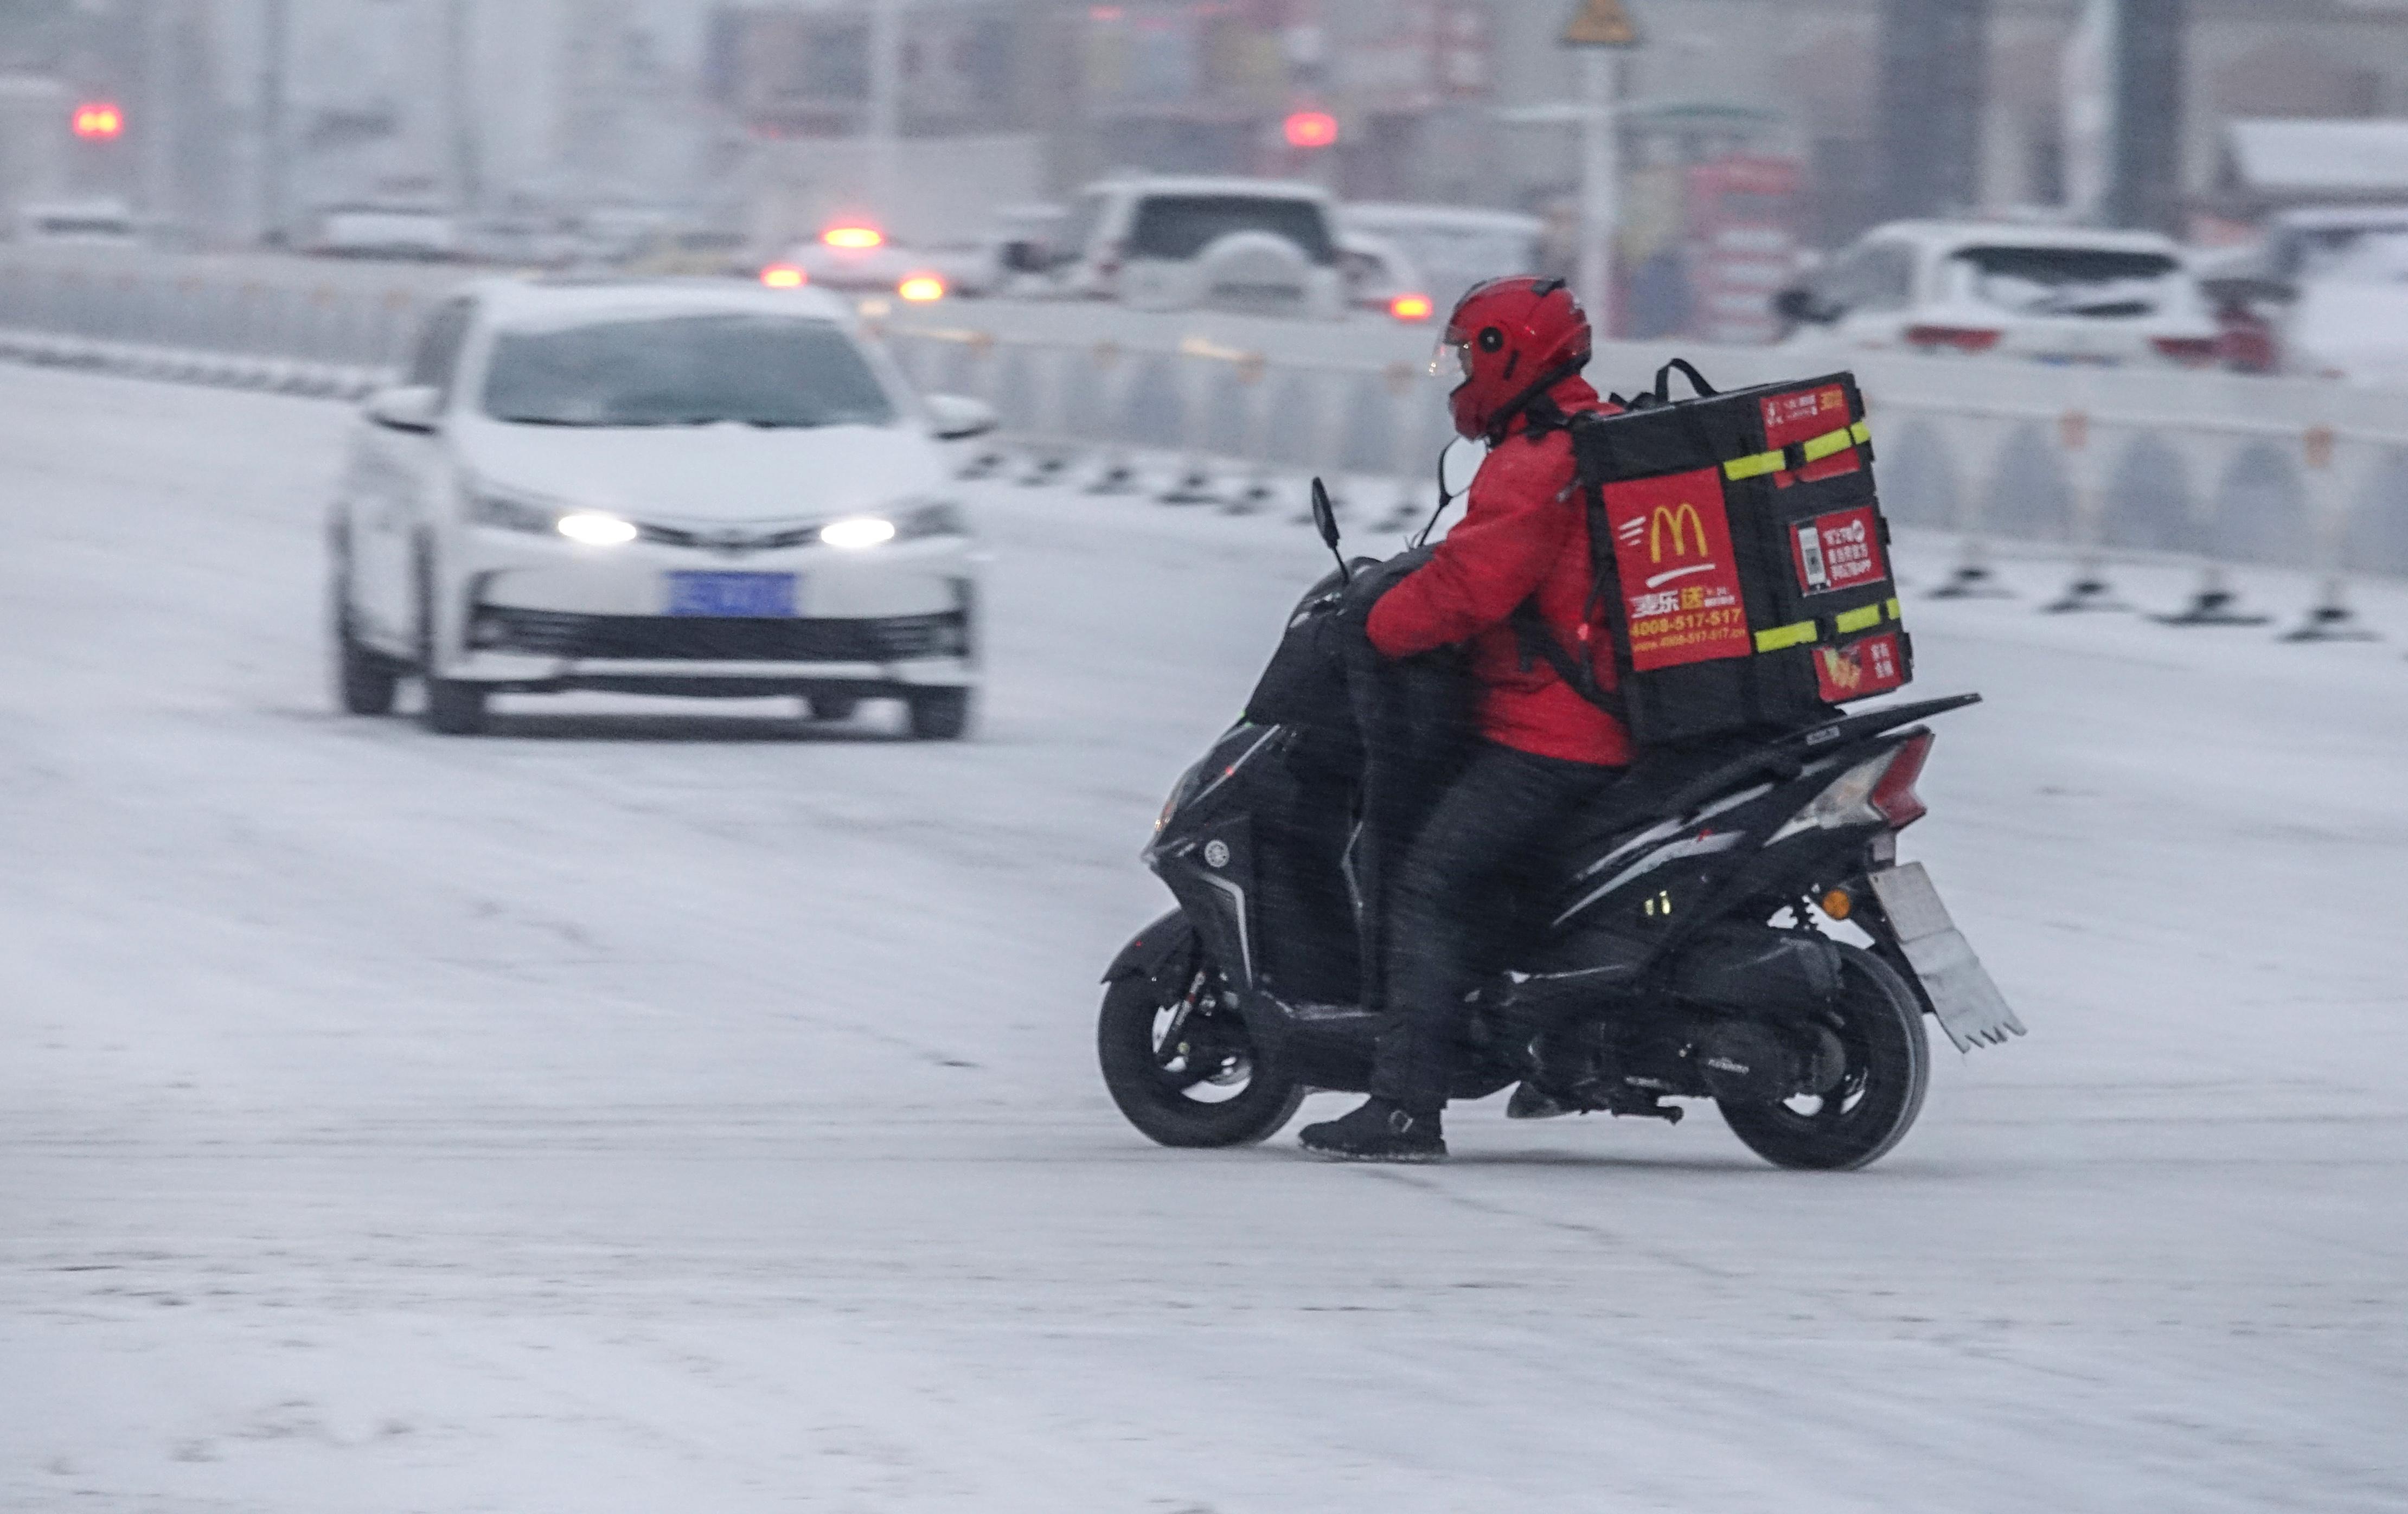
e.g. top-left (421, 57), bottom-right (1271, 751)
top-left (1649, 502), bottom-right (1707, 562)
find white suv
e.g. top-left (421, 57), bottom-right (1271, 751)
top-left (1777, 221), bottom-right (2221, 369)
top-left (1017, 175), bottom-right (1349, 319)
top-left (328, 278), bottom-right (995, 737)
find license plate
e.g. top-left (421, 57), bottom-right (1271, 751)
top-left (665, 572), bottom-right (796, 618)
top-left (1865, 863), bottom-right (2027, 1052)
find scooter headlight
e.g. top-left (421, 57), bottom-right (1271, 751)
top-left (1155, 760), bottom-right (1206, 836)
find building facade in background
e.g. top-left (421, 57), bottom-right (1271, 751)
top-left (5, 0), bottom-right (2408, 307)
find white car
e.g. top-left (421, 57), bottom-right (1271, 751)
top-left (1776, 221), bottom-right (2221, 369)
top-left (306, 204), bottom-right (466, 261)
top-left (1336, 230), bottom-right (1437, 322)
top-left (2209, 207), bottom-right (2408, 383)
top-left (767, 223), bottom-right (990, 301)
top-left (15, 197), bottom-right (144, 247)
top-left (1018, 175), bottom-right (1350, 319)
top-left (329, 278), bottom-right (996, 737)
top-left (1336, 203), bottom-right (1546, 311)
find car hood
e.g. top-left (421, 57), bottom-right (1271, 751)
top-left (454, 416), bottom-right (949, 523)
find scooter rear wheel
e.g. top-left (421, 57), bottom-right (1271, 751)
top-left (1098, 957), bottom-right (1306, 1149)
top-left (1717, 944), bottom-right (1930, 1171)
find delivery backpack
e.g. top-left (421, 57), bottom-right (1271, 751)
top-left (1518, 360), bottom-right (1909, 749)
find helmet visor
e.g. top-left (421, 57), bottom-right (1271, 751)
top-left (1430, 337), bottom-right (1474, 382)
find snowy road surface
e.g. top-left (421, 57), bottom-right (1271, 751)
top-left (4, 364), bottom-right (2406, 1513)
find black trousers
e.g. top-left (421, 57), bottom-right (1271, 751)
top-left (1369, 741), bottom-right (1621, 1112)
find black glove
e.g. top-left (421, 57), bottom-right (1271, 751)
top-left (1335, 547), bottom-right (1436, 637)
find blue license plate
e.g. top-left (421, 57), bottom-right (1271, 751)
top-left (665, 572), bottom-right (797, 617)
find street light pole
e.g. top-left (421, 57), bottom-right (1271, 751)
top-left (1577, 47), bottom-right (1618, 338)
top-left (866, 0), bottom-right (903, 219)
top-left (259, 0), bottom-right (288, 245)
top-left (446, 0), bottom-right (481, 219)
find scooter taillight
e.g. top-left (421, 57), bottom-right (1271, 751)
top-left (1870, 731), bottom-right (1933, 829)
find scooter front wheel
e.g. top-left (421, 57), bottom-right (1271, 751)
top-left (1097, 955), bottom-right (1306, 1149)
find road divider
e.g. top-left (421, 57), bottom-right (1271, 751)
top-left (2, 246), bottom-right (2402, 641)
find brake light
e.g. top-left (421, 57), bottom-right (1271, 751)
top-left (1905, 325), bottom-right (2002, 354)
top-left (1771, 730), bottom-right (1938, 843)
top-left (896, 273), bottom-right (946, 302)
top-left (2152, 336), bottom-right (2220, 368)
top-left (759, 263), bottom-right (807, 289)
top-left (1389, 293), bottom-right (1435, 322)
top-left (1869, 731), bottom-right (1933, 830)
top-left (823, 225), bottom-right (884, 250)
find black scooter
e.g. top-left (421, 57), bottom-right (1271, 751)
top-left (1097, 482), bottom-right (2022, 1170)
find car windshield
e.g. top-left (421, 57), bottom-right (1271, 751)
top-left (1948, 246), bottom-right (2183, 318)
top-left (1128, 195), bottom-right (1337, 265)
top-left (481, 313), bottom-right (897, 428)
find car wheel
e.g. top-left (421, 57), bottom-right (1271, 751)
top-left (414, 549), bottom-right (489, 736)
top-left (906, 687), bottom-right (972, 741)
top-left (807, 694), bottom-right (860, 722)
top-left (422, 678), bottom-right (489, 735)
top-left (330, 557), bottom-right (399, 716)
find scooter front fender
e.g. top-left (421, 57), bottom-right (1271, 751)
top-left (1101, 909), bottom-right (1196, 993)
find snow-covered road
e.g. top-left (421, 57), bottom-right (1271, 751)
top-left (4, 364), bottom-right (2405, 1512)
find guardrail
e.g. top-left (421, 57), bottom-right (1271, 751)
top-left (2, 247), bottom-right (2401, 640)
top-left (872, 299), bottom-right (2408, 641)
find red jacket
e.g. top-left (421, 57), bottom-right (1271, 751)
top-left (1366, 375), bottom-right (1631, 768)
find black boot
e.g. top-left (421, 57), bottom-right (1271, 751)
top-left (1298, 1096), bottom-right (1446, 1163)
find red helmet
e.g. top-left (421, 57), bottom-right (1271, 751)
top-left (1434, 276), bottom-right (1592, 440)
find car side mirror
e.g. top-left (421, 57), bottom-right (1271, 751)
top-left (925, 393), bottom-right (998, 441)
top-left (366, 384), bottom-right (443, 433)
top-left (1001, 240), bottom-right (1052, 274)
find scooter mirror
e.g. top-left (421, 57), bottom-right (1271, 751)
top-left (1309, 476), bottom-right (1341, 553)
top-left (1438, 435), bottom-right (1485, 502)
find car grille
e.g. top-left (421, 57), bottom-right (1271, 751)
top-left (633, 521), bottom-right (827, 553)
top-left (471, 608), bottom-right (970, 662)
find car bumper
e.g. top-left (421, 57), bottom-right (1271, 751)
top-left (446, 529), bottom-right (980, 692)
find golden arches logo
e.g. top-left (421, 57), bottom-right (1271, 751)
top-left (1648, 502), bottom-right (1707, 562)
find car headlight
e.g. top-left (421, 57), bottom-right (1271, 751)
top-left (818, 501), bottom-right (969, 549)
top-left (820, 516), bottom-right (898, 549)
top-left (557, 511), bottom-right (638, 546)
top-left (469, 485), bottom-right (638, 547)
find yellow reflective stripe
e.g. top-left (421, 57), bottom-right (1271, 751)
top-left (1721, 421), bottom-right (1869, 480)
top-left (1835, 604), bottom-right (1885, 634)
top-left (1799, 423), bottom-right (1862, 465)
top-left (1886, 596), bottom-right (1902, 620)
top-left (1754, 621), bottom-right (1818, 652)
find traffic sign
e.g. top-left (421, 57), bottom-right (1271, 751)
top-left (1562, 0), bottom-right (1639, 48)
